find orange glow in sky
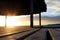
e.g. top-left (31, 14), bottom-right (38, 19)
top-left (6, 16), bottom-right (22, 27)
top-left (0, 15), bottom-right (39, 27)
top-left (0, 16), bottom-right (5, 26)
top-left (0, 16), bottom-right (22, 27)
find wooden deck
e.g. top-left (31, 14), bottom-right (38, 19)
top-left (48, 29), bottom-right (60, 40)
top-left (24, 29), bottom-right (47, 40)
top-left (0, 27), bottom-right (60, 40)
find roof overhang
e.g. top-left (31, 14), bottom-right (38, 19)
top-left (0, 0), bottom-right (47, 16)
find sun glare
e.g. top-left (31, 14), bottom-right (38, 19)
top-left (0, 16), bottom-right (5, 26)
top-left (0, 16), bottom-right (22, 27)
top-left (6, 16), bottom-right (22, 26)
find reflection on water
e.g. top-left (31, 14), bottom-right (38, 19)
top-left (0, 26), bottom-right (32, 40)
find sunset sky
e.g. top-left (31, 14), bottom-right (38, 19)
top-left (19, 0), bottom-right (60, 26)
top-left (0, 0), bottom-right (60, 27)
top-left (41, 0), bottom-right (60, 25)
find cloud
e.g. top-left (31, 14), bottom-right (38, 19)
top-left (42, 16), bottom-right (60, 22)
top-left (41, 16), bottom-right (60, 25)
top-left (47, 0), bottom-right (60, 10)
top-left (41, 0), bottom-right (60, 17)
top-left (42, 16), bottom-right (60, 21)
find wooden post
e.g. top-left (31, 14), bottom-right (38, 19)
top-left (39, 13), bottom-right (41, 27)
top-left (30, 0), bottom-right (33, 28)
top-left (5, 16), bottom-right (7, 28)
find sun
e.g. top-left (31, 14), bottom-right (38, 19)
top-left (0, 16), bottom-right (22, 27)
top-left (0, 16), bottom-right (5, 27)
top-left (6, 16), bottom-right (22, 26)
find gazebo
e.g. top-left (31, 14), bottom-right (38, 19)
top-left (0, 0), bottom-right (47, 28)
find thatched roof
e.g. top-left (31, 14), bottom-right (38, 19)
top-left (0, 0), bottom-right (47, 16)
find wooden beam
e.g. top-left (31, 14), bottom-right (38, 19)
top-left (30, 0), bottom-right (33, 28)
top-left (39, 13), bottom-right (41, 27)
